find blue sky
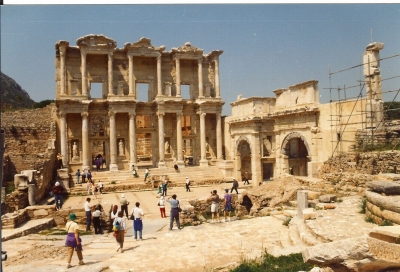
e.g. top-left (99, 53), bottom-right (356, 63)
top-left (1, 4), bottom-right (399, 116)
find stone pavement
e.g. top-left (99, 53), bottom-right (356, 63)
top-left (2, 184), bottom-right (375, 272)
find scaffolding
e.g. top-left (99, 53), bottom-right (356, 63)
top-left (326, 52), bottom-right (400, 158)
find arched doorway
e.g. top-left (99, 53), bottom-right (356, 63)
top-left (281, 132), bottom-right (310, 176)
top-left (236, 136), bottom-right (252, 181)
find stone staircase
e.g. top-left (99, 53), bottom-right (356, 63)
top-left (68, 165), bottom-right (226, 194)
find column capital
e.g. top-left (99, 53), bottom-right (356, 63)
top-left (129, 112), bottom-right (136, 120)
top-left (197, 111), bottom-right (206, 117)
top-left (57, 110), bottom-right (66, 118)
top-left (108, 52), bottom-right (114, 58)
top-left (157, 112), bottom-right (165, 118)
top-left (176, 112), bottom-right (182, 118)
top-left (81, 112), bottom-right (89, 118)
top-left (81, 51), bottom-right (86, 57)
top-left (198, 57), bottom-right (203, 63)
top-left (108, 111), bottom-right (116, 119)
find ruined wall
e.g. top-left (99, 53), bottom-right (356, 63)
top-left (1, 104), bottom-right (58, 209)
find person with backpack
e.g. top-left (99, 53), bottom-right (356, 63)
top-left (113, 211), bottom-right (127, 253)
top-left (52, 181), bottom-right (64, 211)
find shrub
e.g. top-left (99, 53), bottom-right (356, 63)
top-left (282, 217), bottom-right (291, 226)
top-left (381, 219), bottom-right (393, 226)
top-left (230, 251), bottom-right (314, 272)
top-left (359, 197), bottom-right (367, 214)
top-left (365, 215), bottom-right (374, 223)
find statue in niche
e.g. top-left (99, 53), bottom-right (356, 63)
top-left (73, 142), bottom-right (79, 157)
top-left (165, 140), bottom-right (170, 154)
top-left (118, 139), bottom-right (125, 156)
top-left (263, 138), bottom-right (272, 157)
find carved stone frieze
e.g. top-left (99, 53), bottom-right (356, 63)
top-left (172, 42), bottom-right (203, 55)
top-left (76, 34), bottom-right (117, 49)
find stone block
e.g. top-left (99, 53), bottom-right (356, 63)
top-left (319, 194), bottom-right (337, 203)
top-left (283, 209), bottom-right (297, 217)
top-left (306, 191), bottom-right (321, 200)
top-left (302, 208), bottom-right (316, 220)
top-left (308, 199), bottom-right (319, 208)
top-left (297, 190), bottom-right (308, 218)
top-left (369, 226), bottom-right (400, 244)
top-left (366, 180), bottom-right (400, 195)
top-left (323, 204), bottom-right (336, 210)
top-left (33, 209), bottom-right (49, 217)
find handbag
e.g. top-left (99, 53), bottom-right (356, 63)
top-left (129, 213), bottom-right (135, 220)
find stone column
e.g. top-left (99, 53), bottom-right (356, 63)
top-left (108, 53), bottom-right (114, 96)
top-left (81, 112), bottom-right (90, 170)
top-left (199, 112), bottom-right (208, 167)
top-left (81, 51), bottom-right (87, 96)
top-left (128, 54), bottom-right (134, 96)
top-left (129, 113), bottom-right (137, 170)
top-left (175, 58), bottom-right (181, 97)
top-left (109, 112), bottom-right (118, 171)
top-left (176, 113), bottom-right (185, 168)
top-left (216, 112), bottom-right (222, 160)
top-left (158, 112), bottom-right (166, 168)
top-left (60, 48), bottom-right (66, 95)
top-left (157, 54), bottom-right (162, 96)
top-left (59, 112), bottom-right (68, 166)
top-left (214, 58), bottom-right (221, 98)
top-left (198, 58), bottom-right (204, 98)
top-left (28, 184), bottom-right (36, 206)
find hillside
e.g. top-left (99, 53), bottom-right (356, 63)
top-left (0, 71), bottom-right (36, 109)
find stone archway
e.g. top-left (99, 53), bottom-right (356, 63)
top-left (281, 132), bottom-right (310, 176)
top-left (236, 136), bottom-right (252, 181)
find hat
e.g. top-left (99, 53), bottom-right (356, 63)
top-left (121, 194), bottom-right (125, 198)
top-left (225, 188), bottom-right (229, 192)
top-left (186, 177), bottom-right (188, 179)
top-left (160, 196), bottom-right (164, 199)
top-left (69, 213), bottom-right (76, 220)
top-left (55, 182), bottom-right (60, 186)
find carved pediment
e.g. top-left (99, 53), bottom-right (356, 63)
top-left (172, 42), bottom-right (203, 55)
top-left (76, 34), bottom-right (117, 49)
top-left (124, 37), bottom-right (166, 52)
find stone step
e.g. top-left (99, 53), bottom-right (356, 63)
top-left (1, 218), bottom-right (56, 242)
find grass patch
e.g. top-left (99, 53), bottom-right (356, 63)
top-left (365, 215), bottom-right (374, 223)
top-left (381, 219), bottom-right (393, 226)
top-left (359, 197), bottom-right (367, 214)
top-left (282, 217), bottom-right (292, 226)
top-left (5, 181), bottom-right (16, 194)
top-left (110, 181), bottom-right (116, 184)
top-left (39, 228), bottom-right (93, 236)
top-left (230, 251), bottom-right (314, 272)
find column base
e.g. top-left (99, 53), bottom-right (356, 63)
top-left (158, 162), bottom-right (167, 168)
top-left (177, 161), bottom-right (185, 169)
top-left (109, 164), bottom-right (119, 172)
top-left (199, 159), bottom-right (209, 167)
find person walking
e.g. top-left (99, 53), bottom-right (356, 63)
top-left (208, 190), bottom-right (221, 223)
top-left (75, 169), bottom-right (81, 184)
top-left (57, 153), bottom-right (64, 169)
top-left (185, 177), bottom-right (191, 192)
top-left (92, 204), bottom-right (103, 234)
top-left (243, 171), bottom-right (250, 185)
top-left (52, 181), bottom-right (64, 211)
top-left (95, 158), bottom-right (101, 172)
top-left (144, 168), bottom-right (150, 182)
top-left (109, 205), bottom-right (119, 232)
top-left (166, 194), bottom-right (181, 230)
top-left (132, 168), bottom-right (139, 178)
top-left (84, 198), bottom-right (92, 231)
top-left (65, 213), bottom-right (85, 268)
top-left (114, 211), bottom-right (127, 253)
top-left (131, 202), bottom-right (144, 241)
top-left (98, 180), bottom-right (104, 194)
top-left (231, 178), bottom-right (239, 194)
top-left (162, 180), bottom-right (168, 197)
top-left (158, 196), bottom-right (166, 218)
top-left (86, 180), bottom-right (92, 195)
top-left (223, 189), bottom-right (232, 222)
top-left (120, 194), bottom-right (130, 218)
top-left (81, 169), bottom-right (87, 184)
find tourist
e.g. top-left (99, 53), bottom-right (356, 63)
top-left (92, 182), bottom-right (97, 199)
top-left (144, 168), bottom-right (149, 182)
top-left (120, 194), bottom-right (130, 218)
top-left (109, 205), bottom-right (119, 232)
top-left (86, 180), bottom-right (92, 195)
top-left (52, 181), bottom-right (64, 211)
top-left (166, 194), bottom-right (181, 230)
top-left (95, 158), bottom-right (101, 172)
top-left (57, 153), bottom-right (63, 169)
top-left (185, 177), bottom-right (191, 192)
top-left (174, 162), bottom-right (179, 171)
top-left (231, 178), bottom-right (239, 194)
top-left (75, 169), bottom-right (81, 184)
top-left (131, 202), bottom-right (144, 241)
top-left (102, 155), bottom-right (106, 169)
top-left (208, 190), bottom-right (221, 223)
top-left (87, 170), bottom-right (92, 182)
top-left (158, 182), bottom-right (163, 196)
top-left (84, 198), bottom-right (92, 231)
top-left (65, 213), bottom-right (85, 268)
top-left (158, 196), bottom-right (166, 218)
top-left (92, 204), bottom-right (104, 234)
top-left (81, 169), bottom-right (87, 184)
top-left (98, 156), bottom-right (104, 170)
top-left (243, 171), bottom-right (250, 185)
top-left (98, 180), bottom-right (104, 194)
top-left (223, 189), bottom-right (232, 222)
top-left (132, 168), bottom-right (139, 178)
top-left (162, 180), bottom-right (168, 196)
top-left (114, 211), bottom-right (127, 253)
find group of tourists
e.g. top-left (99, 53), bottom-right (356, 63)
top-left (75, 169), bottom-right (92, 184)
top-left (207, 188), bottom-right (233, 223)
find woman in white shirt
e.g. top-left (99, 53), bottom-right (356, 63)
top-left (114, 211), bottom-right (127, 253)
top-left (131, 202), bottom-right (144, 241)
top-left (109, 205), bottom-right (118, 232)
top-left (65, 213), bottom-right (85, 268)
